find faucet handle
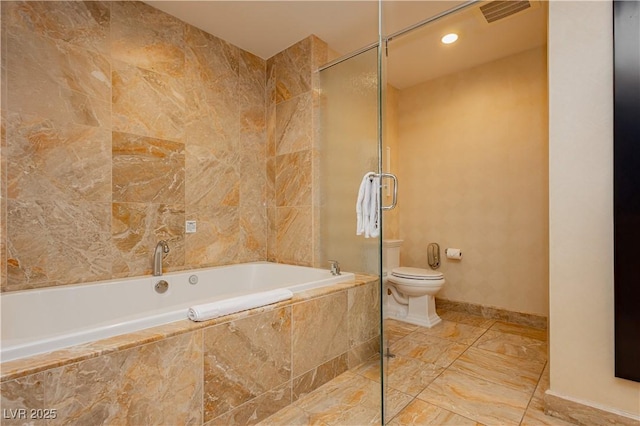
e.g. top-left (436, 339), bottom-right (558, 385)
top-left (159, 240), bottom-right (170, 255)
top-left (328, 260), bottom-right (341, 276)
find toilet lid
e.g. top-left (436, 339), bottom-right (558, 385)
top-left (391, 267), bottom-right (443, 280)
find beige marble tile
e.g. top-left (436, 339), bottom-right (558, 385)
top-left (41, 200), bottom-right (112, 285)
top-left (543, 392), bottom-right (639, 426)
top-left (418, 370), bottom-right (531, 425)
top-left (184, 204), bottom-right (239, 267)
top-left (112, 202), bottom-right (185, 277)
top-left (257, 403), bottom-right (329, 426)
top-left (203, 307), bottom-right (291, 421)
top-left (521, 406), bottom-right (578, 426)
top-left (185, 144), bottom-right (240, 208)
top-left (391, 332), bottom-right (468, 368)
top-left (111, 1), bottom-right (185, 77)
top-left (239, 206), bottom-right (267, 263)
top-left (490, 320), bottom-right (548, 341)
top-left (238, 91), bottom-right (267, 262)
top-left (45, 331), bottom-right (203, 425)
top-left (474, 330), bottom-right (548, 362)
top-left (112, 131), bottom-right (185, 204)
top-left (276, 92), bottom-right (312, 155)
top-left (355, 354), bottom-right (444, 397)
top-left (292, 291), bottom-right (348, 376)
top-left (290, 371), bottom-right (411, 425)
top-left (0, 373), bottom-right (45, 426)
top-left (5, 199), bottom-right (58, 289)
top-left (275, 150), bottom-right (312, 207)
top-left (2, 1), bottom-right (110, 54)
top-left (438, 309), bottom-right (496, 329)
top-left (274, 37), bottom-right (311, 104)
top-left (239, 49), bottom-right (266, 123)
top-left (293, 353), bottom-right (349, 402)
top-left (389, 398), bottom-right (483, 426)
top-left (449, 346), bottom-right (545, 393)
top-left (208, 382), bottom-right (292, 426)
top-left (183, 76), bottom-right (239, 154)
top-left (6, 23), bottom-right (111, 102)
top-left (7, 199), bottom-right (112, 290)
top-left (310, 35), bottom-right (329, 71)
top-left (436, 298), bottom-right (548, 330)
top-left (348, 336), bottom-right (380, 369)
top-left (384, 318), bottom-right (419, 345)
top-left (6, 112), bottom-right (111, 203)
top-left (523, 367), bottom-right (575, 426)
top-left (266, 206), bottom-right (277, 262)
top-left (112, 61), bottom-right (186, 142)
top-left (414, 320), bottom-right (487, 345)
top-left (275, 206), bottom-right (312, 266)
top-left (1, 111), bottom-right (6, 292)
top-left (5, 23), bottom-right (110, 128)
top-left (184, 24), bottom-right (239, 87)
top-left (348, 280), bottom-right (380, 348)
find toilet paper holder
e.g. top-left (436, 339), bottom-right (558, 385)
top-left (445, 248), bottom-right (463, 260)
top-left (427, 243), bottom-right (440, 269)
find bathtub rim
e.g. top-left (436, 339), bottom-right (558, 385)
top-left (1, 261), bottom-right (356, 363)
top-left (0, 272), bottom-right (378, 382)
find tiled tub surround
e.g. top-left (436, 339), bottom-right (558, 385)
top-left (1, 1), bottom-right (328, 293)
top-left (0, 274), bottom-right (380, 425)
top-left (1, 262), bottom-right (355, 362)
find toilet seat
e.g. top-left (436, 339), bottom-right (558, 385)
top-left (391, 267), bottom-right (443, 281)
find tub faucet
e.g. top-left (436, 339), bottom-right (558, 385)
top-left (153, 240), bottom-right (170, 276)
top-left (328, 260), bottom-right (341, 276)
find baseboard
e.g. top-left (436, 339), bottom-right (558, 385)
top-left (544, 390), bottom-right (640, 426)
top-left (435, 297), bottom-right (547, 329)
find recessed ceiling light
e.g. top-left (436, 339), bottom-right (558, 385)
top-left (441, 33), bottom-right (459, 44)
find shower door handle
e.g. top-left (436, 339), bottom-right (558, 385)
top-left (380, 173), bottom-right (398, 210)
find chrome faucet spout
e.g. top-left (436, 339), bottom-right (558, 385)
top-left (153, 240), bottom-right (170, 276)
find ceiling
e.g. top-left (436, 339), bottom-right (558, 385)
top-left (146, 1), bottom-right (547, 89)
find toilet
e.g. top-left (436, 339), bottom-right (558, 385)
top-left (383, 239), bottom-right (445, 328)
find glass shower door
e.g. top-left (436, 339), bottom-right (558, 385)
top-left (317, 45), bottom-right (386, 422)
top-left (317, 47), bottom-right (380, 275)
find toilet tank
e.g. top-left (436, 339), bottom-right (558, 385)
top-left (382, 239), bottom-right (404, 275)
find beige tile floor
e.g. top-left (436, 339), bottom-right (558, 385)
top-left (260, 309), bottom-right (577, 426)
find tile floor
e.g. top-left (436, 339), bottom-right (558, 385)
top-left (259, 309), bottom-right (577, 426)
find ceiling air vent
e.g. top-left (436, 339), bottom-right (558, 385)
top-left (480, 0), bottom-right (532, 23)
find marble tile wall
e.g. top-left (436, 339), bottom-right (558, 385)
top-left (0, 1), bottom-right (274, 292)
top-left (0, 277), bottom-right (380, 426)
top-left (266, 35), bottom-right (327, 267)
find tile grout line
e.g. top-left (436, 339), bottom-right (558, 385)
top-left (518, 359), bottom-right (549, 426)
top-left (396, 319), bottom-right (487, 423)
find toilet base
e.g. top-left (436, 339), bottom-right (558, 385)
top-left (384, 293), bottom-right (442, 328)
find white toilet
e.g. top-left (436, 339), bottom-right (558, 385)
top-left (383, 239), bottom-right (445, 328)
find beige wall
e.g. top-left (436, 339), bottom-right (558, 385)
top-left (383, 84), bottom-right (401, 240)
top-left (1, 1), bottom-right (324, 292)
top-left (396, 47), bottom-right (549, 316)
top-left (548, 0), bottom-right (640, 417)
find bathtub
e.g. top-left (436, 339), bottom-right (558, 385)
top-left (0, 262), bottom-right (355, 363)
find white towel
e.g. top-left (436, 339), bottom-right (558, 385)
top-left (356, 172), bottom-right (375, 236)
top-left (367, 175), bottom-right (380, 238)
top-left (356, 172), bottom-right (380, 238)
top-left (187, 288), bottom-right (293, 322)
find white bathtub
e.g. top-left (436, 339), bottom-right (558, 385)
top-left (0, 262), bottom-right (355, 362)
